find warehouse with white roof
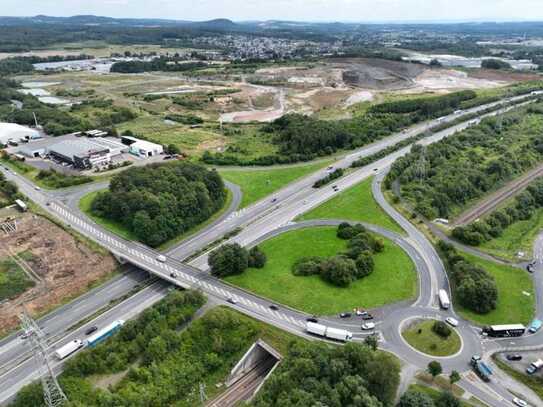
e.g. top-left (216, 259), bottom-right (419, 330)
top-left (121, 136), bottom-right (163, 158)
top-left (0, 123), bottom-right (41, 145)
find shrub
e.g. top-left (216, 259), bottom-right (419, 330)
top-left (208, 243), bottom-right (249, 277)
top-left (432, 320), bottom-right (452, 338)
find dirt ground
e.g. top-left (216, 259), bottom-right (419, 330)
top-left (0, 212), bottom-right (117, 335)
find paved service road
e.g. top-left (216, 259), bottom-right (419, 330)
top-left (0, 91), bottom-right (542, 406)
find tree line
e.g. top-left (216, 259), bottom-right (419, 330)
top-left (386, 105), bottom-right (543, 219)
top-left (291, 223), bottom-right (383, 287)
top-left (453, 177), bottom-right (543, 246)
top-left (91, 162), bottom-right (227, 247)
top-left (437, 241), bottom-right (498, 314)
top-left (110, 58), bottom-right (207, 73)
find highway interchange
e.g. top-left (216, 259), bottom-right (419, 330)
top-left (1, 92), bottom-right (543, 406)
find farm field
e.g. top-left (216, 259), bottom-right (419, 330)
top-left (225, 226), bottom-right (417, 315)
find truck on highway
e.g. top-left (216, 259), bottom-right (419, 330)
top-left (470, 355), bottom-right (492, 382)
top-left (306, 322), bottom-right (352, 342)
top-left (54, 339), bottom-right (83, 360)
top-left (85, 320), bottom-right (124, 347)
top-left (526, 359), bottom-right (543, 374)
top-left (438, 289), bottom-right (450, 310)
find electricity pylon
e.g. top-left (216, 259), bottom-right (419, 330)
top-left (19, 308), bottom-right (67, 407)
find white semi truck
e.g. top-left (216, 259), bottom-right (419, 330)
top-left (306, 322), bottom-right (352, 342)
top-left (54, 339), bottom-right (83, 360)
top-left (438, 289), bottom-right (450, 310)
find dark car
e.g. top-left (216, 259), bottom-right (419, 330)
top-left (306, 316), bottom-right (318, 323)
top-left (269, 304), bottom-right (279, 311)
top-left (339, 312), bottom-right (352, 319)
top-left (271, 198), bottom-right (278, 203)
top-left (506, 354), bottom-right (522, 361)
top-left (85, 326), bottom-right (98, 336)
top-left (526, 262), bottom-right (536, 273)
top-left (361, 313), bottom-right (374, 320)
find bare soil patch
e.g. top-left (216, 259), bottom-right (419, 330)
top-left (0, 213), bottom-right (117, 335)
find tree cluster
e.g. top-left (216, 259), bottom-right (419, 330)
top-left (386, 105), bottom-right (543, 219)
top-left (254, 341), bottom-right (400, 407)
top-left (398, 389), bottom-right (460, 407)
top-left (91, 162), bottom-right (226, 247)
top-left (111, 58), bottom-right (206, 73)
top-left (313, 168), bottom-right (344, 188)
top-left (165, 113), bottom-right (204, 125)
top-left (432, 320), bottom-right (452, 338)
top-left (292, 223), bottom-right (383, 287)
top-left (209, 243), bottom-right (267, 277)
top-left (481, 58), bottom-right (511, 70)
top-left (437, 241), bottom-right (498, 314)
top-left (452, 178), bottom-right (543, 246)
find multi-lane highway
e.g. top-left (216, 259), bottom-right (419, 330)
top-left (1, 92), bottom-right (543, 406)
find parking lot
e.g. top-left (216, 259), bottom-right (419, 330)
top-left (496, 350), bottom-right (543, 376)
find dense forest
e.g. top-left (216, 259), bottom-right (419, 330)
top-left (90, 162), bottom-right (226, 246)
top-left (111, 58), bottom-right (207, 73)
top-left (254, 341), bottom-right (400, 407)
top-left (386, 103), bottom-right (543, 219)
top-left (453, 178), bottom-right (543, 246)
top-left (438, 241), bottom-right (498, 314)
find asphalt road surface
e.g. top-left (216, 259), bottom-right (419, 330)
top-left (1, 92), bottom-right (542, 406)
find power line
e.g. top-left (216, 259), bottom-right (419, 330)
top-left (19, 307), bottom-right (67, 407)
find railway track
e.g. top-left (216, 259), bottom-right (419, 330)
top-left (453, 163), bottom-right (543, 226)
top-left (208, 357), bottom-right (277, 407)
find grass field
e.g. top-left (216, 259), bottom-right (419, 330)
top-left (79, 188), bottom-right (233, 249)
top-left (299, 177), bottom-right (403, 234)
top-left (478, 207), bottom-right (543, 261)
top-left (455, 251), bottom-right (535, 326)
top-left (402, 319), bottom-right (462, 357)
top-left (225, 226), bottom-right (417, 315)
top-left (0, 258), bottom-right (35, 301)
top-left (220, 160), bottom-right (333, 208)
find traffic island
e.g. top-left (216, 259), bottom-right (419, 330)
top-left (401, 319), bottom-right (462, 357)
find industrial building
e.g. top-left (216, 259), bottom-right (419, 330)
top-left (121, 136), bottom-right (164, 158)
top-left (0, 123), bottom-right (41, 146)
top-left (47, 137), bottom-right (128, 169)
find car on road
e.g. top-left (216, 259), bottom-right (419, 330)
top-left (20, 330), bottom-right (32, 339)
top-left (529, 318), bottom-right (542, 333)
top-left (373, 168), bottom-right (378, 172)
top-left (506, 354), bottom-right (522, 361)
top-left (156, 255), bottom-right (167, 263)
top-left (355, 309), bottom-right (366, 316)
top-left (526, 262), bottom-right (536, 273)
top-left (227, 297), bottom-right (237, 305)
top-left (361, 313), bottom-right (374, 320)
top-left (339, 312), bottom-right (352, 319)
top-left (271, 198), bottom-right (278, 203)
top-left (361, 322), bottom-right (375, 330)
top-left (512, 397), bottom-right (528, 407)
top-left (306, 316), bottom-right (318, 323)
top-left (445, 317), bottom-right (459, 327)
top-left (85, 326), bottom-right (98, 336)
top-left (34, 186), bottom-right (41, 191)
top-left (327, 166), bottom-right (334, 171)
top-left (269, 304), bottom-right (279, 311)
top-left (170, 271), bottom-right (178, 278)
top-left (45, 202), bottom-right (51, 206)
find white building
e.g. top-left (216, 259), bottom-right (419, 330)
top-left (121, 136), bottom-right (163, 158)
top-left (0, 123), bottom-right (41, 145)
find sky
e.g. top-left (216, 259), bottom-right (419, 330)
top-left (2, 0), bottom-right (543, 22)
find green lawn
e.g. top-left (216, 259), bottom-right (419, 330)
top-left (299, 177), bottom-right (403, 234)
top-left (79, 188), bottom-right (233, 248)
top-left (478, 207), bottom-right (543, 261)
top-left (455, 252), bottom-right (535, 326)
top-left (402, 319), bottom-right (461, 357)
top-left (219, 160), bottom-right (333, 208)
top-left (225, 226), bottom-right (417, 315)
top-left (0, 258), bottom-right (35, 301)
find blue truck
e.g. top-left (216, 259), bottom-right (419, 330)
top-left (471, 355), bottom-right (492, 382)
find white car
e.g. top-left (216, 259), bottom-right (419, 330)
top-left (512, 397), bottom-right (528, 407)
top-left (445, 317), bottom-right (459, 327)
top-left (156, 255), bottom-right (167, 263)
top-left (35, 186), bottom-right (41, 191)
top-left (361, 322), bottom-right (375, 330)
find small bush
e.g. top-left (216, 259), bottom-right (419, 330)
top-left (432, 320), bottom-right (452, 338)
